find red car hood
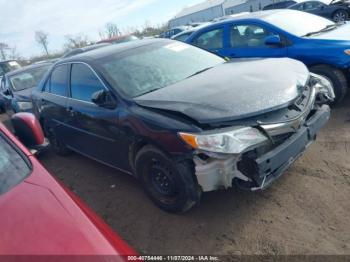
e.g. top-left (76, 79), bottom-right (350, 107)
top-left (0, 155), bottom-right (134, 256)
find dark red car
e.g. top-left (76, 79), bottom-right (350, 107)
top-left (0, 113), bottom-right (136, 257)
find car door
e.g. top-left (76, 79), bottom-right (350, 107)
top-left (303, 1), bottom-right (326, 16)
top-left (65, 63), bottom-right (127, 170)
top-left (223, 23), bottom-right (288, 59)
top-left (191, 26), bottom-right (225, 57)
top-left (37, 64), bottom-right (71, 143)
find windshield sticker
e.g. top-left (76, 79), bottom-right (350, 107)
top-left (9, 61), bottom-right (19, 67)
top-left (164, 43), bottom-right (189, 52)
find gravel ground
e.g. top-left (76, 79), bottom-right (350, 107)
top-left (1, 96), bottom-right (350, 256)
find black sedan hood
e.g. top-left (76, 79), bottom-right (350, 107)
top-left (135, 58), bottom-right (309, 124)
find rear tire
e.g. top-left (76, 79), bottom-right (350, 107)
top-left (310, 64), bottom-right (347, 104)
top-left (332, 10), bottom-right (348, 23)
top-left (135, 145), bottom-right (201, 213)
top-left (43, 120), bottom-right (71, 156)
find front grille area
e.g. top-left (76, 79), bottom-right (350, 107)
top-left (259, 84), bottom-right (316, 138)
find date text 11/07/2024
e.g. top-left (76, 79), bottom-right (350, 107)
top-left (127, 255), bottom-right (220, 261)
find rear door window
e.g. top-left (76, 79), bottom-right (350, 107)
top-left (192, 28), bottom-right (224, 50)
top-left (0, 134), bottom-right (31, 195)
top-left (50, 65), bottom-right (69, 96)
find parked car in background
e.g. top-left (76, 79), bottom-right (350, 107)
top-left (186, 9), bottom-right (350, 103)
top-left (0, 113), bottom-right (136, 256)
top-left (0, 62), bottom-right (52, 114)
top-left (289, 0), bottom-right (350, 22)
top-left (263, 0), bottom-right (297, 10)
top-left (32, 39), bottom-right (332, 213)
top-left (0, 60), bottom-right (21, 78)
top-left (159, 26), bottom-right (191, 38)
top-left (97, 34), bottom-right (139, 44)
top-left (172, 22), bottom-right (212, 42)
top-left (62, 43), bottom-right (111, 58)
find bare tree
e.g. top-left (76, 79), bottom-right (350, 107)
top-left (99, 23), bottom-right (121, 40)
top-left (0, 42), bottom-right (9, 60)
top-left (64, 34), bottom-right (90, 51)
top-left (8, 46), bottom-right (21, 60)
top-left (35, 31), bottom-right (49, 55)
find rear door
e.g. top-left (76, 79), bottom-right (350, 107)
top-left (65, 63), bottom-right (126, 169)
top-left (223, 22), bottom-right (288, 58)
top-left (37, 64), bottom-right (70, 142)
top-left (303, 1), bottom-right (325, 16)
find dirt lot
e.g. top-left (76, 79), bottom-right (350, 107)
top-left (2, 96), bottom-right (350, 256)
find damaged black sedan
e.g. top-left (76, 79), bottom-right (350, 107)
top-left (32, 39), bottom-right (334, 213)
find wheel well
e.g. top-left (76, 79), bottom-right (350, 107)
top-left (332, 9), bottom-right (347, 17)
top-left (39, 117), bottom-right (48, 136)
top-left (128, 139), bottom-right (149, 175)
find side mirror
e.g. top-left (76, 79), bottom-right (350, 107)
top-left (91, 90), bottom-right (117, 109)
top-left (3, 89), bottom-right (12, 96)
top-left (264, 35), bottom-right (283, 47)
top-left (11, 113), bottom-right (46, 149)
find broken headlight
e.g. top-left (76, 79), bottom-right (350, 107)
top-left (310, 73), bottom-right (335, 102)
top-left (179, 127), bottom-right (268, 154)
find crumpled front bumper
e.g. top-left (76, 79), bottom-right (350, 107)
top-left (194, 105), bottom-right (330, 192)
top-left (246, 104), bottom-right (330, 190)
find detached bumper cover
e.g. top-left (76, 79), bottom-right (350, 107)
top-left (251, 105), bottom-right (330, 190)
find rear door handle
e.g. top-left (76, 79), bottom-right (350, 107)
top-left (66, 106), bottom-right (76, 116)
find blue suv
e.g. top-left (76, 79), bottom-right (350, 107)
top-left (186, 10), bottom-right (350, 103)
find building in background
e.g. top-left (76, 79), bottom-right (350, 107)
top-left (224, 0), bottom-right (274, 15)
top-left (169, 0), bottom-right (225, 28)
top-left (169, 0), bottom-right (285, 28)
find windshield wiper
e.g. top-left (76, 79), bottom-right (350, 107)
top-left (139, 87), bottom-right (163, 96)
top-left (187, 67), bottom-right (213, 79)
top-left (302, 24), bottom-right (338, 37)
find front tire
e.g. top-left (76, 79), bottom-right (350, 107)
top-left (135, 145), bottom-right (201, 213)
top-left (310, 64), bottom-right (347, 104)
top-left (332, 10), bottom-right (348, 23)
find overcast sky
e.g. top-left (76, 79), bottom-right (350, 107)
top-left (0, 0), bottom-right (203, 58)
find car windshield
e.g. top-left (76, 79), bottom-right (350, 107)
top-left (0, 61), bottom-right (21, 76)
top-left (100, 42), bottom-right (225, 98)
top-left (9, 65), bottom-right (50, 91)
top-left (0, 134), bottom-right (31, 196)
top-left (264, 11), bottom-right (335, 37)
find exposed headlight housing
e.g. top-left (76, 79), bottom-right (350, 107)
top-left (179, 127), bottom-right (268, 154)
top-left (310, 73), bottom-right (335, 102)
top-left (17, 101), bottom-right (33, 111)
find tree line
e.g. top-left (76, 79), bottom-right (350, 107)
top-left (0, 22), bottom-right (168, 65)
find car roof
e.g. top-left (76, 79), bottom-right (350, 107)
top-left (5, 62), bottom-right (52, 77)
top-left (207, 9), bottom-right (298, 26)
top-left (58, 38), bottom-right (174, 63)
top-left (62, 43), bottom-right (111, 58)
